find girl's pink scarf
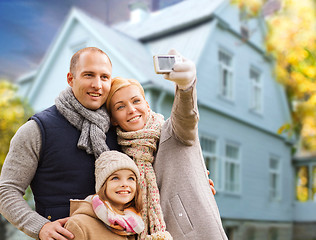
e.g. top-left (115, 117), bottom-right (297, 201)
top-left (92, 195), bottom-right (144, 236)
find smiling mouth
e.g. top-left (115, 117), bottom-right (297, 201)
top-left (128, 115), bottom-right (141, 122)
top-left (116, 190), bottom-right (131, 195)
top-left (88, 93), bottom-right (101, 97)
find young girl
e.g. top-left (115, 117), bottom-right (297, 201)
top-left (65, 150), bottom-right (144, 240)
top-left (106, 50), bottom-right (228, 240)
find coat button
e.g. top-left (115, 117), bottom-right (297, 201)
top-left (47, 216), bottom-right (52, 220)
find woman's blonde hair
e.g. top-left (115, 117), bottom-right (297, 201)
top-left (106, 77), bottom-right (145, 114)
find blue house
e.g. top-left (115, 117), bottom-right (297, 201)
top-left (18, 0), bottom-right (296, 239)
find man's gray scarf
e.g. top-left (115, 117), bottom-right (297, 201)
top-left (55, 87), bottom-right (110, 158)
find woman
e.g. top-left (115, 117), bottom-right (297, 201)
top-left (106, 50), bottom-right (228, 240)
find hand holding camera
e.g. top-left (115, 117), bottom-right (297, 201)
top-left (153, 49), bottom-right (196, 90)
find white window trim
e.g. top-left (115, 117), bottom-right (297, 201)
top-left (200, 135), bottom-right (222, 191)
top-left (218, 49), bottom-right (234, 102)
top-left (249, 67), bottom-right (263, 114)
top-left (204, 152), bottom-right (222, 191)
top-left (223, 142), bottom-right (241, 194)
top-left (269, 155), bottom-right (282, 201)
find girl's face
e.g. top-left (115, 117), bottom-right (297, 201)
top-left (110, 85), bottom-right (149, 132)
top-left (105, 169), bottom-right (137, 211)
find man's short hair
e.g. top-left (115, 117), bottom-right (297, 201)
top-left (69, 47), bottom-right (112, 77)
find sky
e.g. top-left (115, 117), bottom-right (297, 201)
top-left (0, 0), bottom-right (112, 82)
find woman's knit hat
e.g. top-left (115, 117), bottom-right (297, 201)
top-left (106, 77), bottom-right (145, 114)
top-left (95, 150), bottom-right (140, 193)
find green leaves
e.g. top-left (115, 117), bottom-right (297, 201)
top-left (0, 80), bottom-right (33, 172)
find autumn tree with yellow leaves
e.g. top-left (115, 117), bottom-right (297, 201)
top-left (232, 0), bottom-right (316, 151)
top-left (0, 80), bottom-right (33, 171)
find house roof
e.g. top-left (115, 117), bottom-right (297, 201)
top-left (18, 1), bottom-right (292, 142)
top-left (72, 7), bottom-right (156, 83)
top-left (17, 70), bottom-right (37, 83)
top-left (26, 7), bottom-right (158, 104)
top-left (112, 0), bottom-right (226, 91)
top-left (114, 0), bottom-right (226, 40)
top-left (24, 0), bottom-right (270, 105)
top-left (25, 1), bottom-right (227, 102)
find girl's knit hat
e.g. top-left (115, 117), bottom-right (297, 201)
top-left (106, 77), bottom-right (145, 114)
top-left (95, 150), bottom-right (140, 192)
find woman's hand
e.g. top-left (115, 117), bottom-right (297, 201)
top-left (163, 49), bottom-right (196, 90)
top-left (207, 170), bottom-right (216, 195)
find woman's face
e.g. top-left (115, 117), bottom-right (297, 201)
top-left (105, 169), bottom-right (137, 211)
top-left (110, 85), bottom-right (149, 132)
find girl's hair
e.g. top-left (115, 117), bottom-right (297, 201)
top-left (106, 77), bottom-right (145, 114)
top-left (96, 171), bottom-right (143, 212)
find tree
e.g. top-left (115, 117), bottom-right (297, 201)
top-left (0, 80), bottom-right (33, 238)
top-left (231, 0), bottom-right (316, 152)
top-left (0, 80), bottom-right (33, 171)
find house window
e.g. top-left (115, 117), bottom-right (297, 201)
top-left (312, 166), bottom-right (316, 201)
top-left (218, 50), bottom-right (233, 100)
top-left (296, 166), bottom-right (309, 202)
top-left (200, 136), bottom-right (220, 187)
top-left (250, 68), bottom-right (262, 113)
top-left (224, 143), bottom-right (240, 193)
top-left (269, 156), bottom-right (281, 201)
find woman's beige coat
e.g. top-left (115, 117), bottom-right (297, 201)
top-left (154, 83), bottom-right (228, 240)
top-left (65, 199), bottom-right (135, 240)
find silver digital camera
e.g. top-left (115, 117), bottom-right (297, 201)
top-left (153, 55), bottom-right (182, 74)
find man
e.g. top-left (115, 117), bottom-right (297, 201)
top-left (0, 47), bottom-right (118, 240)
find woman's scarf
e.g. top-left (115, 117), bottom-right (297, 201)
top-left (116, 110), bottom-right (172, 240)
top-left (92, 195), bottom-right (144, 236)
top-left (55, 87), bottom-right (110, 158)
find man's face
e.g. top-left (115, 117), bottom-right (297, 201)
top-left (67, 51), bottom-right (112, 110)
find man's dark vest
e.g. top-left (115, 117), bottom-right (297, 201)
top-left (30, 105), bottom-right (119, 221)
